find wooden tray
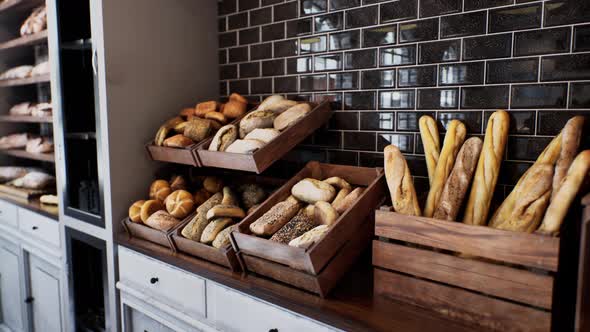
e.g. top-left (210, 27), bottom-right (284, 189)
top-left (372, 210), bottom-right (562, 331)
top-left (121, 217), bottom-right (180, 251)
top-left (196, 101), bottom-right (332, 174)
top-left (231, 162), bottom-right (386, 296)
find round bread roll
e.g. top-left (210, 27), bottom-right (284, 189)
top-left (314, 201), bottom-right (339, 225)
top-left (149, 180), bottom-right (172, 201)
top-left (163, 134), bottom-right (193, 148)
top-left (229, 92), bottom-right (248, 104)
top-left (203, 176), bottom-right (223, 193)
top-left (140, 199), bottom-right (165, 223)
top-left (208, 124), bottom-right (237, 152)
top-left (244, 128), bottom-right (281, 143)
top-left (170, 175), bottom-right (187, 191)
top-left (239, 110), bottom-right (276, 138)
top-left (195, 101), bottom-right (218, 117)
top-left (144, 210), bottom-right (180, 232)
top-left (273, 103), bottom-right (311, 131)
top-left (165, 190), bottom-right (195, 219)
top-left (184, 118), bottom-right (213, 142)
top-left (128, 200), bottom-right (145, 223)
top-left (205, 111), bottom-right (227, 124)
top-left (225, 139), bottom-right (265, 154)
top-left (291, 178), bottom-right (336, 204)
top-left (193, 188), bottom-right (211, 206)
top-left (223, 100), bottom-right (247, 119)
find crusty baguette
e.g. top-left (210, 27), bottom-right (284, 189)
top-left (493, 163), bottom-right (554, 233)
top-left (433, 137), bottom-right (483, 221)
top-left (489, 132), bottom-right (563, 228)
top-left (463, 110), bottom-right (509, 225)
top-left (331, 188), bottom-right (351, 210)
top-left (423, 120), bottom-right (467, 218)
top-left (538, 150), bottom-right (590, 235)
top-left (333, 187), bottom-right (364, 214)
top-left (384, 145), bottom-right (421, 216)
top-left (551, 116), bottom-right (584, 202)
top-left (419, 115), bottom-right (440, 186)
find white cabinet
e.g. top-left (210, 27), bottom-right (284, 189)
top-left (27, 254), bottom-right (62, 332)
top-left (0, 239), bottom-right (24, 332)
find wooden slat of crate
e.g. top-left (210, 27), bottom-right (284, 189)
top-left (375, 210), bottom-right (559, 271)
top-left (373, 240), bottom-right (553, 309)
top-left (374, 268), bottom-right (551, 332)
top-left (121, 218), bottom-right (177, 250)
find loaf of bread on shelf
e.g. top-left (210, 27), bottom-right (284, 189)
top-left (424, 120), bottom-right (467, 218)
top-left (223, 94), bottom-right (247, 119)
top-left (493, 163), bottom-right (554, 232)
top-left (273, 103), bottom-right (311, 131)
top-left (195, 101), bottom-right (219, 117)
top-left (419, 115), bottom-right (440, 185)
top-left (331, 188), bottom-right (350, 211)
top-left (332, 187), bottom-right (364, 214)
top-left (291, 178), bottom-right (336, 204)
top-left (20, 6), bottom-right (46, 36)
top-left (257, 95), bottom-right (298, 114)
top-left (212, 225), bottom-right (235, 248)
top-left (184, 118), bottom-right (213, 142)
top-left (551, 116), bottom-right (584, 202)
top-left (154, 117), bottom-right (184, 146)
top-left (314, 201), bottom-right (339, 225)
top-left (11, 171), bottom-right (54, 189)
top-left (288, 225), bottom-right (330, 249)
top-left (128, 200), bottom-right (145, 223)
top-left (433, 137), bottom-right (483, 221)
top-left (165, 190), bottom-right (195, 219)
top-left (25, 137), bottom-right (53, 154)
top-left (243, 128), bottom-right (281, 144)
top-left (9, 102), bottom-right (31, 115)
top-left (31, 61), bottom-right (49, 76)
top-left (200, 217), bottom-right (234, 244)
top-left (384, 145), bottom-right (421, 216)
top-left (163, 134), bottom-right (193, 148)
top-left (206, 205), bottom-right (245, 220)
top-left (208, 124), bottom-right (237, 152)
top-left (323, 177), bottom-right (351, 190)
top-left (140, 199), bottom-right (165, 223)
top-left (225, 139), bottom-right (265, 154)
top-left (0, 66), bottom-right (33, 80)
top-left (239, 183), bottom-right (267, 209)
top-left (181, 193), bottom-right (223, 241)
top-left (239, 110), bottom-right (276, 138)
top-left (249, 197), bottom-right (301, 236)
top-left (144, 210), bottom-right (180, 232)
top-left (149, 180), bottom-right (172, 201)
top-left (29, 102), bottom-right (52, 117)
top-left (270, 208), bottom-right (316, 244)
top-left (538, 150), bottom-right (590, 235)
top-left (0, 133), bottom-right (29, 150)
top-left (463, 110), bottom-right (509, 225)
top-left (40, 194), bottom-right (58, 205)
top-left (0, 166), bottom-right (28, 182)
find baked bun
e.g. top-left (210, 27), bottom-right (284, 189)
top-left (203, 176), bottom-right (223, 193)
top-left (273, 103), bottom-right (311, 131)
top-left (239, 110), bottom-right (276, 138)
top-left (170, 175), bottom-right (187, 191)
top-left (128, 200), bottom-right (145, 223)
top-left (200, 217), bottom-right (234, 244)
top-left (212, 225), bottom-right (234, 248)
top-left (314, 201), bottom-right (339, 225)
top-left (223, 100), bottom-right (247, 119)
top-left (206, 204), bottom-right (245, 220)
top-left (184, 118), bottom-right (213, 142)
top-left (165, 190), bottom-right (195, 219)
top-left (244, 128), bottom-right (280, 143)
top-left (208, 124), bottom-right (237, 152)
top-left (144, 210), bottom-right (180, 231)
top-left (332, 187), bottom-right (364, 214)
top-left (140, 199), bottom-right (165, 223)
top-left (225, 139), bottom-right (265, 154)
top-left (205, 111), bottom-right (227, 124)
top-left (291, 178), bottom-right (336, 204)
top-left (195, 101), bottom-right (218, 117)
top-left (193, 188), bottom-right (211, 206)
top-left (323, 177), bottom-right (351, 190)
top-left (258, 95), bottom-right (298, 114)
top-left (149, 180), bottom-right (172, 201)
top-left (163, 134), bottom-right (193, 148)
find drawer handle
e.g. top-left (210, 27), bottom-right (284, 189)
top-left (150, 277), bottom-right (159, 284)
top-left (269, 329), bottom-right (278, 332)
top-left (25, 297), bottom-right (34, 303)
top-left (32, 226), bottom-right (38, 230)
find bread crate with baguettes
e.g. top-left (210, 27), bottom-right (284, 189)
top-left (374, 113), bottom-right (588, 331)
top-left (230, 161), bottom-right (386, 297)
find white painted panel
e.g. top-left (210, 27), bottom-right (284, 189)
top-left (29, 255), bottom-right (62, 332)
top-left (0, 200), bottom-right (18, 229)
top-left (18, 209), bottom-right (59, 248)
top-left (0, 242), bottom-right (24, 331)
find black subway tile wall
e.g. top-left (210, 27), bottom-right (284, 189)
top-left (217, 0), bottom-right (590, 187)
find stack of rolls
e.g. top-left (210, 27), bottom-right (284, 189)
top-left (384, 112), bottom-right (588, 236)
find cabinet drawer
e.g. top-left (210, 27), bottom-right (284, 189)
top-left (207, 282), bottom-right (335, 332)
top-left (0, 199), bottom-right (18, 228)
top-left (18, 209), bottom-right (59, 248)
top-left (118, 248), bottom-right (207, 319)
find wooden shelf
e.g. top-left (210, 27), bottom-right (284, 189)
top-left (0, 30), bottom-right (47, 51)
top-left (0, 0), bottom-right (43, 15)
top-left (0, 115), bottom-right (51, 123)
top-left (0, 149), bottom-right (54, 162)
top-left (0, 73), bottom-right (50, 87)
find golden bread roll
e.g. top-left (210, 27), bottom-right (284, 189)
top-left (155, 116), bottom-right (184, 146)
top-left (163, 134), bottom-right (193, 148)
top-left (273, 103), bottom-right (311, 131)
top-left (304, 204), bottom-right (315, 218)
top-left (323, 177), bottom-right (352, 190)
top-left (433, 137), bottom-right (483, 221)
top-left (193, 188), bottom-right (211, 206)
top-left (165, 190), bottom-right (195, 219)
top-left (249, 198), bottom-right (301, 236)
top-left (223, 100), bottom-right (247, 119)
top-left (331, 188), bottom-right (351, 210)
top-left (291, 178), bottom-right (336, 204)
top-left (212, 225), bottom-right (234, 248)
top-left (229, 92), bottom-right (248, 104)
top-left (195, 101), bottom-right (218, 117)
top-left (270, 209), bottom-right (316, 244)
top-left (140, 199), bottom-right (165, 223)
top-left (179, 107), bottom-right (194, 118)
top-left (208, 124), bottom-right (237, 152)
top-left (257, 95), bottom-right (298, 114)
top-left (173, 121), bottom-right (188, 134)
top-left (493, 163), bottom-right (554, 232)
top-left (384, 145), bottom-right (421, 216)
top-left (419, 115), bottom-right (440, 185)
top-left (170, 175), bottom-right (187, 191)
top-left (423, 119), bottom-right (467, 218)
top-left (128, 200), bottom-right (145, 223)
top-left (239, 110), bottom-right (276, 138)
top-left (332, 187), bottom-right (364, 214)
top-left (150, 179), bottom-right (171, 201)
top-left (539, 150), bottom-right (590, 235)
top-left (206, 204), bottom-right (245, 220)
top-left (551, 116), bottom-right (584, 202)
top-left (463, 110), bottom-right (509, 225)
top-left (200, 217), bottom-right (234, 244)
top-left (184, 118), bottom-right (213, 142)
top-left (288, 225), bottom-right (330, 249)
top-left (203, 176), bottom-right (223, 193)
top-left (181, 193), bottom-right (223, 240)
top-left (205, 111), bottom-right (227, 124)
top-left (314, 201), bottom-right (339, 225)
top-left (144, 210), bottom-right (180, 232)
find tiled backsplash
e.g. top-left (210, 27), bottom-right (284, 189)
top-left (218, 0), bottom-right (590, 193)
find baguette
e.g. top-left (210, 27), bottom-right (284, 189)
top-left (419, 115), bottom-right (440, 185)
top-left (433, 137), bottom-right (483, 221)
top-left (200, 218), bottom-right (234, 244)
top-left (423, 120), bottom-right (467, 218)
top-left (538, 150), bottom-right (590, 235)
top-left (384, 145), bottom-right (421, 216)
top-left (493, 163), bottom-right (554, 233)
top-left (331, 188), bottom-right (351, 210)
top-left (333, 187), bottom-right (364, 214)
top-left (551, 116), bottom-right (584, 202)
top-left (463, 110), bottom-right (509, 225)
top-left (212, 225), bottom-right (234, 248)
top-left (206, 204), bottom-right (245, 220)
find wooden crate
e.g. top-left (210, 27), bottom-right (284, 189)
top-left (231, 162), bottom-right (386, 296)
top-left (373, 210), bottom-right (561, 331)
top-left (121, 217), bottom-right (180, 250)
top-left (196, 101), bottom-right (332, 174)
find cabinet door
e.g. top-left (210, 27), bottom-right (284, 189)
top-left (123, 304), bottom-right (177, 332)
top-left (28, 254), bottom-right (62, 332)
top-left (0, 240), bottom-right (24, 331)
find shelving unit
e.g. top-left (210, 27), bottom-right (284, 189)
top-left (0, 0), bottom-right (43, 14)
top-left (0, 73), bottom-right (50, 87)
top-left (0, 30), bottom-right (47, 51)
top-left (0, 114), bottom-right (52, 122)
top-left (0, 149), bottom-right (54, 162)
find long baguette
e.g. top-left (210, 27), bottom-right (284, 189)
top-left (551, 116), bottom-right (584, 202)
top-left (463, 110), bottom-right (509, 225)
top-left (423, 120), bottom-right (466, 218)
top-left (538, 150), bottom-right (590, 235)
top-left (419, 115), bottom-right (440, 186)
top-left (384, 145), bottom-right (421, 216)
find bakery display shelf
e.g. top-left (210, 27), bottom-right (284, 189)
top-left (231, 162), bottom-right (386, 297)
top-left (0, 0), bottom-right (43, 15)
top-left (0, 73), bottom-right (50, 87)
top-left (196, 100), bottom-right (332, 174)
top-left (371, 209), bottom-right (572, 332)
top-left (0, 192), bottom-right (57, 220)
top-left (0, 30), bottom-right (47, 51)
top-left (0, 114), bottom-right (51, 123)
top-left (0, 149), bottom-right (54, 162)
top-left (121, 217), bottom-right (180, 251)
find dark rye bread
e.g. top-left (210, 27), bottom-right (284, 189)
top-left (270, 209), bottom-right (315, 244)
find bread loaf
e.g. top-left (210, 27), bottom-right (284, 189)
top-left (209, 124), bottom-right (237, 151)
top-left (273, 103), bottom-right (311, 131)
top-left (195, 101), bottom-right (218, 117)
top-left (493, 163), bottom-right (554, 232)
top-left (244, 128), bottom-right (280, 143)
top-left (291, 178), bottom-right (336, 203)
top-left (203, 176), bottom-right (223, 193)
top-left (170, 175), bottom-right (187, 191)
top-left (419, 115), bottom-right (440, 185)
top-left (221, 186), bottom-right (238, 206)
top-left (181, 193), bottom-right (222, 240)
top-left (184, 118), bottom-right (213, 142)
top-left (463, 110), bottom-right (509, 225)
top-left (249, 198), bottom-right (301, 236)
top-left (538, 150), bottom-right (590, 235)
top-left (331, 188), bottom-right (351, 210)
top-left (225, 139), bottom-right (265, 154)
top-left (384, 145), bottom-right (421, 216)
top-left (149, 180), bottom-right (172, 201)
top-left (257, 95), bottom-right (298, 114)
top-left (155, 117), bottom-right (183, 146)
top-left (323, 177), bottom-right (352, 190)
top-left (165, 190), bottom-right (195, 219)
top-left (128, 200), bottom-right (145, 223)
top-left (144, 210), bottom-right (179, 231)
top-left (239, 184), bottom-right (266, 209)
top-left (314, 201), bottom-right (339, 225)
top-left (433, 137), bottom-right (483, 221)
top-left (205, 111), bottom-right (227, 124)
top-left (200, 218), bottom-right (234, 244)
top-left (212, 225), bottom-right (234, 248)
top-left (333, 187), bottom-right (364, 214)
top-left (270, 209), bottom-right (316, 244)
top-left (206, 205), bottom-right (245, 220)
top-left (239, 110), bottom-right (276, 138)
top-left (163, 134), bottom-right (193, 148)
top-left (288, 225), bottom-right (330, 249)
top-left (140, 199), bottom-right (164, 223)
top-left (551, 116), bottom-right (584, 202)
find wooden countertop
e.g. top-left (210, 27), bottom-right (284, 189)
top-left (117, 235), bottom-right (476, 332)
top-left (0, 192), bottom-right (58, 220)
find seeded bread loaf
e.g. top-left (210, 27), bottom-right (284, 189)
top-left (181, 193), bottom-right (222, 241)
top-left (249, 198), bottom-right (301, 236)
top-left (270, 209), bottom-right (316, 244)
top-left (200, 218), bottom-right (234, 244)
top-left (144, 210), bottom-right (180, 232)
